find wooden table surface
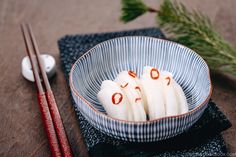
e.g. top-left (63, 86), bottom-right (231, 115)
top-left (0, 0), bottom-right (236, 156)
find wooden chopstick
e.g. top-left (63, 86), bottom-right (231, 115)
top-left (26, 23), bottom-right (73, 157)
top-left (21, 23), bottom-right (62, 157)
top-left (21, 23), bottom-right (73, 157)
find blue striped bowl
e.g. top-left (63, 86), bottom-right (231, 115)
top-left (70, 36), bottom-right (212, 142)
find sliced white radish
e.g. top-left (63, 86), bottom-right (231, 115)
top-left (161, 71), bottom-right (179, 116)
top-left (173, 81), bottom-right (188, 114)
top-left (115, 71), bottom-right (146, 121)
top-left (97, 80), bottom-right (132, 120)
top-left (140, 66), bottom-right (165, 120)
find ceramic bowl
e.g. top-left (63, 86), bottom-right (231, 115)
top-left (70, 36), bottom-right (212, 142)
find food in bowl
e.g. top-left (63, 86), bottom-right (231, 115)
top-left (97, 66), bottom-right (188, 121)
top-left (70, 36), bottom-right (212, 142)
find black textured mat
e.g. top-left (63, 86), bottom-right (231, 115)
top-left (58, 28), bottom-right (231, 156)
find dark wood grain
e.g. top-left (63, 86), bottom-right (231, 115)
top-left (0, 0), bottom-right (235, 156)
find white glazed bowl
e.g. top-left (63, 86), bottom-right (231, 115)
top-left (70, 36), bottom-right (212, 142)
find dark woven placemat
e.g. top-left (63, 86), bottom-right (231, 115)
top-left (58, 28), bottom-right (232, 157)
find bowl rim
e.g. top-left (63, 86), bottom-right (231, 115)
top-left (69, 36), bottom-right (213, 124)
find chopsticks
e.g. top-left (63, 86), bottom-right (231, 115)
top-left (21, 23), bottom-right (73, 157)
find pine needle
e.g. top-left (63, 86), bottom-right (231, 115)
top-left (120, 0), bottom-right (236, 75)
top-left (158, 0), bottom-right (236, 75)
top-left (120, 0), bottom-right (148, 23)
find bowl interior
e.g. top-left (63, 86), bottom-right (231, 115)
top-left (71, 36), bottom-right (211, 114)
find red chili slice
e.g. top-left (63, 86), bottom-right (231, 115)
top-left (111, 93), bottom-right (123, 105)
top-left (135, 86), bottom-right (141, 92)
top-left (165, 77), bottom-right (171, 85)
top-left (128, 70), bottom-right (137, 78)
top-left (135, 98), bottom-right (142, 103)
top-left (120, 83), bottom-right (128, 88)
top-left (150, 68), bottom-right (159, 80)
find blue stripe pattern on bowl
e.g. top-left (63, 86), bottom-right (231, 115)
top-left (70, 36), bottom-right (212, 142)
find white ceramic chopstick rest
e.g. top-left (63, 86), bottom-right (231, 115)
top-left (21, 54), bottom-right (56, 82)
top-left (115, 71), bottom-right (147, 121)
top-left (140, 66), bottom-right (166, 120)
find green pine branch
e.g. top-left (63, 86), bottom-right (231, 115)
top-left (120, 0), bottom-right (236, 75)
top-left (120, 0), bottom-right (148, 23)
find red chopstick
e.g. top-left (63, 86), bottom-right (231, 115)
top-left (21, 23), bottom-right (73, 157)
top-left (26, 23), bottom-right (73, 157)
top-left (21, 24), bottom-right (62, 157)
